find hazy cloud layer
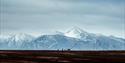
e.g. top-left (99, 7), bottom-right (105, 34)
top-left (0, 0), bottom-right (125, 38)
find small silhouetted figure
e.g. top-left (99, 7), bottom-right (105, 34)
top-left (67, 49), bottom-right (71, 51)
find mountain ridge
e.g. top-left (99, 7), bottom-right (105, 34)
top-left (0, 27), bottom-right (125, 50)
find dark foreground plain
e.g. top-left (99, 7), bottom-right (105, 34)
top-left (0, 50), bottom-right (125, 63)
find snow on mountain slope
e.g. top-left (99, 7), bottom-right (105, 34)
top-left (0, 35), bottom-right (11, 48)
top-left (30, 34), bottom-right (83, 50)
top-left (0, 27), bottom-right (125, 50)
top-left (0, 33), bottom-right (35, 49)
top-left (109, 36), bottom-right (125, 43)
top-left (0, 33), bottom-right (34, 42)
top-left (95, 35), bottom-right (125, 50)
top-left (9, 33), bottom-right (34, 42)
top-left (28, 34), bottom-right (125, 50)
top-left (64, 27), bottom-right (97, 42)
top-left (65, 27), bottom-right (88, 39)
top-left (0, 35), bottom-right (11, 42)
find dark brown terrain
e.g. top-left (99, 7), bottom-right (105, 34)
top-left (0, 50), bottom-right (125, 63)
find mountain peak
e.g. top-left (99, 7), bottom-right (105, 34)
top-left (64, 27), bottom-right (87, 39)
top-left (68, 27), bottom-right (85, 33)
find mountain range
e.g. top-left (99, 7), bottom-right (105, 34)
top-left (0, 27), bottom-right (125, 50)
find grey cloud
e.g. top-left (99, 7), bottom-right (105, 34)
top-left (0, 0), bottom-right (124, 38)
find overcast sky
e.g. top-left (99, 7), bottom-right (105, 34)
top-left (0, 0), bottom-right (125, 38)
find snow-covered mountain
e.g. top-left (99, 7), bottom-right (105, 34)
top-left (0, 33), bottom-right (34, 49)
top-left (0, 27), bottom-right (125, 50)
